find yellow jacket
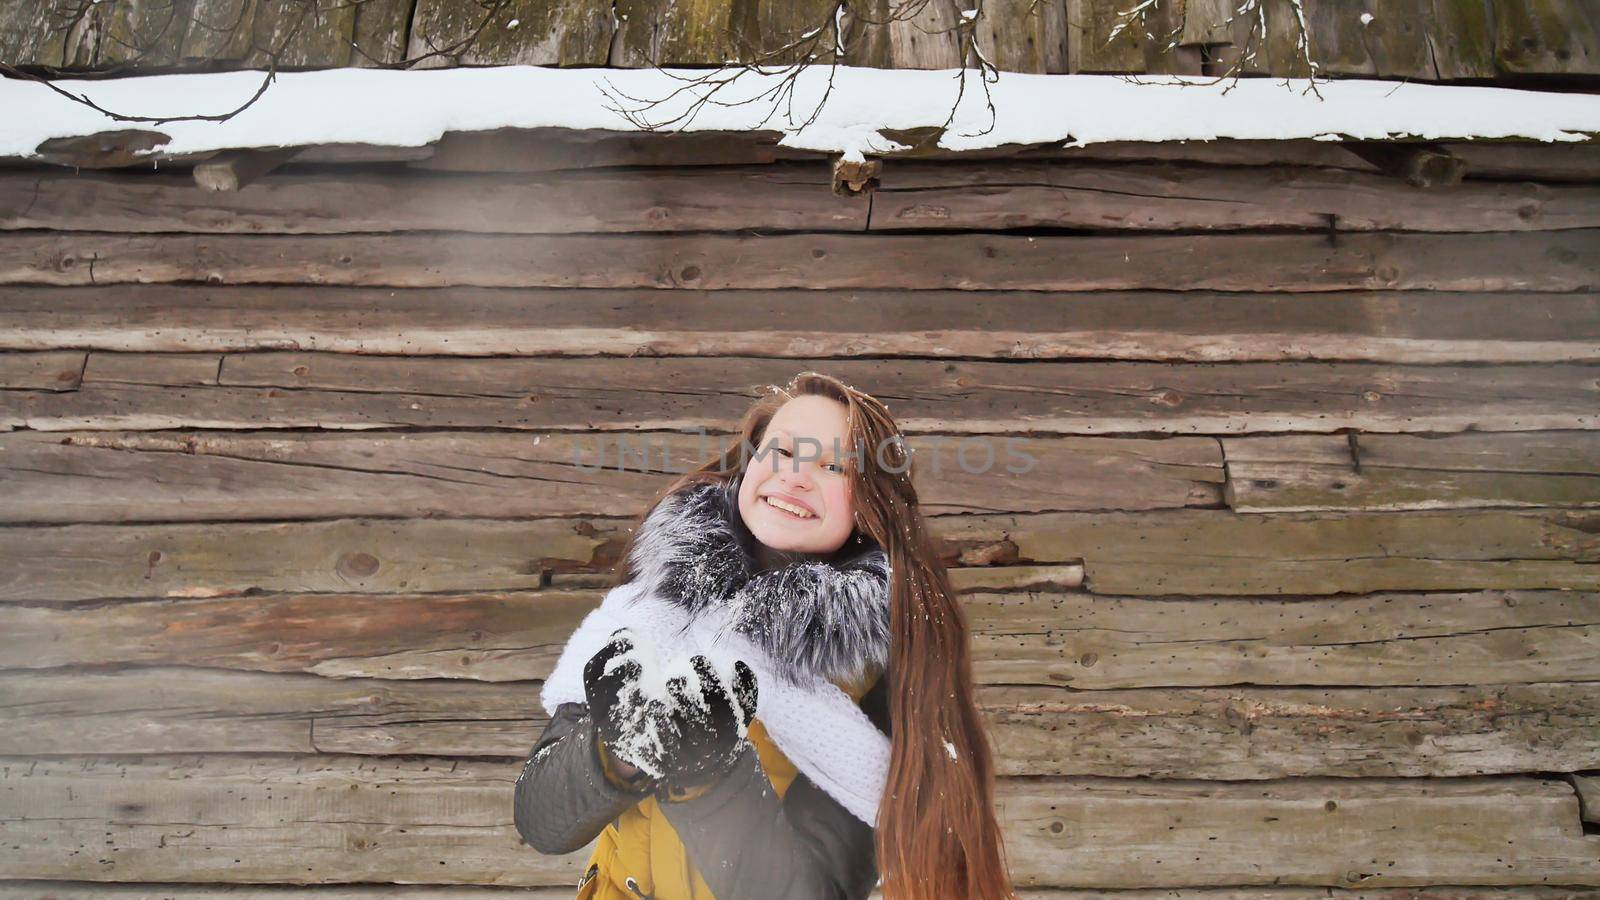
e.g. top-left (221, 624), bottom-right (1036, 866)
top-left (574, 671), bottom-right (880, 900)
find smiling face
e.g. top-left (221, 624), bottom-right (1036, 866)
top-left (736, 394), bottom-right (857, 557)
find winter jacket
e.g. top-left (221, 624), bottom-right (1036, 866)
top-left (513, 665), bottom-right (892, 900)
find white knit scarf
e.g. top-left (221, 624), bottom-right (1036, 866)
top-left (539, 481), bottom-right (893, 826)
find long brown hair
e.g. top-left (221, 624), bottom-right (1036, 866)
top-left (607, 371), bottom-right (1017, 899)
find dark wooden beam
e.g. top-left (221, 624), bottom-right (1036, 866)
top-left (1341, 141), bottom-right (1468, 187)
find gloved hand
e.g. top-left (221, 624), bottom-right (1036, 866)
top-left (582, 629), bottom-right (669, 779)
top-left (654, 655), bottom-right (759, 790)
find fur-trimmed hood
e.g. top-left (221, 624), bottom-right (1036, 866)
top-left (622, 477), bottom-right (892, 688)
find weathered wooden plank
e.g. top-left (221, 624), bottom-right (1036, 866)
top-left (985, 681), bottom-right (1600, 778)
top-left (0, 0), bottom-right (67, 67)
top-left (410, 128), bottom-right (786, 172)
top-left (1020, 136), bottom-right (1599, 179)
top-left (748, 0), bottom-right (840, 66)
top-left (1356, 0), bottom-right (1437, 80)
top-left (843, 0), bottom-right (966, 69)
top-left (3, 231), bottom-right (1595, 291)
top-left (1180, 0), bottom-right (1231, 46)
top-left (16, 160), bottom-right (1595, 234)
top-left (1492, 0), bottom-right (1600, 75)
top-left (238, 0), bottom-right (355, 67)
top-left (0, 753), bottom-right (590, 885)
top-left (975, 507), bottom-right (1600, 595)
top-left (349, 0), bottom-right (414, 66)
top-left (1302, 0), bottom-right (1378, 78)
top-left (0, 886), bottom-right (1588, 900)
top-left (0, 668), bottom-right (541, 757)
top-left (0, 429), bottom-right (1221, 523)
top-left (2, 286), bottom-right (1597, 364)
top-left (1, 508), bottom-right (1593, 602)
top-left (0, 517), bottom-right (611, 602)
top-left (3, 669), bottom-right (1595, 779)
top-left (0, 884), bottom-right (1593, 900)
top-left (2, 584), bottom-right (1592, 688)
top-left (994, 776), bottom-right (1600, 887)
top-left (83, 350), bottom-right (223, 385)
top-left (0, 886), bottom-right (589, 899)
top-left (179, 0), bottom-right (255, 61)
top-left (0, 350), bottom-right (83, 390)
top-left (29, 130), bottom-right (181, 170)
top-left (10, 132), bottom-right (1599, 180)
top-left (1067, 0), bottom-right (1160, 74)
top-left (870, 161), bottom-right (1600, 231)
top-left (967, 588), bottom-right (1600, 688)
top-left (973, 0), bottom-right (1069, 73)
top-left (0, 167), bottom-right (867, 233)
top-left (3, 755), bottom-right (1596, 886)
top-left (1449, 140), bottom-right (1600, 182)
top-left (1214, 0), bottom-right (1318, 78)
top-left (6, 353), bottom-right (1597, 435)
top-left (191, 148), bottom-right (301, 192)
top-left (611, 0), bottom-right (747, 67)
top-left (0, 588), bottom-right (600, 681)
top-left (1577, 774), bottom-right (1599, 825)
top-left (67, 585), bottom-right (1600, 683)
top-left (407, 0), bottom-right (612, 67)
top-left (1427, 0), bottom-right (1496, 79)
top-left (1344, 141), bottom-right (1467, 188)
top-left (1225, 431), bottom-right (1600, 512)
top-left (94, 0), bottom-right (199, 68)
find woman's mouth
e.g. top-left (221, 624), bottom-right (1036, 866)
top-left (762, 495), bottom-right (816, 520)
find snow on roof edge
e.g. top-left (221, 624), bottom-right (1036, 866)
top-left (3, 65), bottom-right (1598, 161)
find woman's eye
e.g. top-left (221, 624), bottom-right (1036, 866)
top-left (824, 462), bottom-right (844, 474)
top-left (775, 447), bottom-right (792, 458)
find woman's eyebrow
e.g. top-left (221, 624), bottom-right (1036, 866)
top-left (769, 428), bottom-right (837, 460)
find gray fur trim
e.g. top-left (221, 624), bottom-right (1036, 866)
top-left (623, 479), bottom-right (891, 687)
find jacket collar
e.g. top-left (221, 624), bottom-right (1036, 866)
top-left (623, 477), bottom-right (891, 688)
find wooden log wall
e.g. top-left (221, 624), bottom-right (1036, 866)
top-left (1, 135), bottom-right (1599, 897)
top-left (2, 0), bottom-right (1598, 80)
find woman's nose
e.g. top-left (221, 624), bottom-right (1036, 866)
top-left (778, 466), bottom-right (815, 491)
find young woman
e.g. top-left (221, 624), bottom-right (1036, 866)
top-left (513, 372), bottom-right (1016, 900)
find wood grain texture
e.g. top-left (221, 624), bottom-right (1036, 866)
top-left (3, 231), bottom-right (1594, 291)
top-left (0, 429), bottom-right (1221, 522)
top-left (0, 167), bottom-right (866, 234)
top-left (2, 586), bottom-right (1591, 688)
top-left (1224, 431), bottom-right (1600, 512)
top-left (0, 0), bottom-right (67, 66)
top-left (975, 0), bottom-right (1069, 73)
top-left (2, 755), bottom-right (1595, 886)
top-left (11, 162), bottom-right (1600, 234)
top-left (869, 161), bottom-right (1600, 231)
top-left (4, 353), bottom-right (1596, 435)
top-left (2, 668), bottom-right (1595, 779)
top-left (1491, 0), bottom-right (1600, 75)
top-left (407, 0), bottom-right (612, 67)
top-left (949, 506), bottom-right (1600, 595)
top-left (1, 286), bottom-right (1597, 363)
top-left (410, 128), bottom-right (786, 171)
top-left (349, 0), bottom-right (414, 65)
top-left (2, 888), bottom-right (1573, 900)
top-left (1, 508), bottom-right (1593, 602)
top-left (0, 350), bottom-right (84, 390)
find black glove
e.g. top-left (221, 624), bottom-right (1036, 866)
top-left (582, 629), bottom-right (668, 779)
top-left (654, 655), bottom-right (759, 790)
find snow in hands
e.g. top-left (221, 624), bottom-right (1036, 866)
top-left (590, 628), bottom-right (759, 784)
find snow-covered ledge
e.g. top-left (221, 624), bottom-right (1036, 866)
top-left (3, 64), bottom-right (1599, 163)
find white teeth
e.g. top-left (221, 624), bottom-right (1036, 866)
top-left (764, 496), bottom-right (814, 518)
